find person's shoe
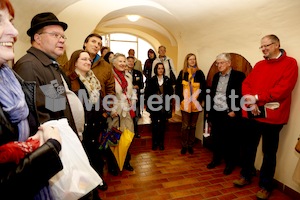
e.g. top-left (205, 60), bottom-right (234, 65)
top-left (233, 177), bottom-right (251, 187)
top-left (223, 165), bottom-right (234, 175)
top-left (256, 188), bottom-right (271, 199)
top-left (252, 167), bottom-right (257, 176)
top-left (181, 147), bottom-right (187, 154)
top-left (93, 189), bottom-right (102, 200)
top-left (159, 145), bottom-right (165, 150)
top-left (188, 147), bottom-right (194, 154)
top-left (97, 181), bottom-right (108, 191)
top-left (135, 134), bottom-right (141, 138)
top-left (108, 169), bottom-right (118, 176)
top-left (207, 161), bottom-right (221, 169)
top-left (124, 164), bottom-right (134, 171)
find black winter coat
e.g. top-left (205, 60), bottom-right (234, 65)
top-left (145, 75), bottom-right (174, 118)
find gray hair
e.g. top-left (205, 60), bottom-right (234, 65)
top-left (216, 53), bottom-right (231, 62)
top-left (112, 53), bottom-right (126, 64)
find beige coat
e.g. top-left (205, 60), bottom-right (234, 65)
top-left (108, 71), bottom-right (137, 133)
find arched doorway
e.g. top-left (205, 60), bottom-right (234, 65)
top-left (206, 53), bottom-right (252, 88)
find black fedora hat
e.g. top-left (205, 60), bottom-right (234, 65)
top-left (27, 12), bottom-right (68, 36)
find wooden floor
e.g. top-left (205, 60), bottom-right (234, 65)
top-left (98, 111), bottom-right (293, 200)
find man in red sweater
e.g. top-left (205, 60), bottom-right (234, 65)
top-left (233, 34), bottom-right (298, 200)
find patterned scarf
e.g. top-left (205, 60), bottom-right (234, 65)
top-left (188, 67), bottom-right (197, 95)
top-left (0, 64), bottom-right (29, 141)
top-left (113, 67), bottom-right (128, 92)
top-left (75, 69), bottom-right (101, 104)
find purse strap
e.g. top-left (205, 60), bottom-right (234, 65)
top-left (168, 59), bottom-right (172, 73)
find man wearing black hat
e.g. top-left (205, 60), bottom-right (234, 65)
top-left (13, 12), bottom-right (78, 135)
top-left (14, 10), bottom-right (102, 200)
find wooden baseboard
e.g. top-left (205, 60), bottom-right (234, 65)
top-left (275, 179), bottom-right (300, 199)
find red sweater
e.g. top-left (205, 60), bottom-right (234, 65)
top-left (242, 50), bottom-right (298, 124)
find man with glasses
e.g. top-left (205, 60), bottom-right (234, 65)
top-left (14, 12), bottom-right (77, 135)
top-left (206, 53), bottom-right (245, 175)
top-left (233, 34), bottom-right (298, 200)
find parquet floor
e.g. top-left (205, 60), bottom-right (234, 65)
top-left (98, 111), bottom-right (293, 200)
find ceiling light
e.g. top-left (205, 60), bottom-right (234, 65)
top-left (127, 15), bottom-right (140, 22)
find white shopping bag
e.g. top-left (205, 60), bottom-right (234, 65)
top-left (45, 119), bottom-right (102, 200)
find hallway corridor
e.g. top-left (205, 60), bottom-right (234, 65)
top-left (99, 113), bottom-right (294, 200)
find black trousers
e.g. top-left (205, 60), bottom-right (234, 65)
top-left (240, 118), bottom-right (283, 191)
top-left (210, 111), bottom-right (241, 167)
top-left (151, 114), bottom-right (167, 147)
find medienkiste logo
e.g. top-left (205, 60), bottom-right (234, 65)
top-left (40, 80), bottom-right (66, 112)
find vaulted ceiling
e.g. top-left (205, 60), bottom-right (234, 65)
top-left (12, 0), bottom-right (283, 48)
top-left (10, 0), bottom-right (300, 69)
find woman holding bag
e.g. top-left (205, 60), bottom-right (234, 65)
top-left (108, 53), bottom-right (137, 172)
top-left (0, 1), bottom-right (63, 199)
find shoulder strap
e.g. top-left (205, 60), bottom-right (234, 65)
top-left (168, 59), bottom-right (173, 72)
top-left (113, 74), bottom-right (132, 106)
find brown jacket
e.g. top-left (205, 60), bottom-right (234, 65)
top-left (91, 59), bottom-right (115, 97)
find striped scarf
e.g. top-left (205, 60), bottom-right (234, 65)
top-left (0, 64), bottom-right (29, 141)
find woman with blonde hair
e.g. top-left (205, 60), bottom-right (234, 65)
top-left (175, 53), bottom-right (206, 154)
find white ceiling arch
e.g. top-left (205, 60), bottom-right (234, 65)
top-left (56, 0), bottom-right (180, 57)
top-left (95, 6), bottom-right (178, 47)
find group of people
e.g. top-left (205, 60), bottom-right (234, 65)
top-left (0, 5), bottom-right (137, 200)
top-left (0, 0), bottom-right (298, 199)
top-left (202, 35), bottom-right (297, 200)
top-left (144, 46), bottom-right (206, 155)
top-left (143, 36), bottom-right (298, 200)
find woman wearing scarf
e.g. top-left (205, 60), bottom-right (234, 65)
top-left (145, 62), bottom-right (174, 150)
top-left (0, 1), bottom-right (63, 199)
top-left (108, 53), bottom-right (137, 172)
top-left (63, 49), bottom-right (109, 198)
top-left (175, 53), bottom-right (206, 155)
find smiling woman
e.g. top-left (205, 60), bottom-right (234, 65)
top-left (0, 1), bottom-right (18, 64)
top-left (0, 1), bottom-right (64, 199)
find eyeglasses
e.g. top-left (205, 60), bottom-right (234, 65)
top-left (215, 61), bottom-right (228, 66)
top-left (259, 43), bottom-right (274, 49)
top-left (39, 32), bottom-right (67, 40)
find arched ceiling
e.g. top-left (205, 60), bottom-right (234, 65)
top-left (96, 6), bottom-right (178, 46)
top-left (10, 0), bottom-right (300, 65)
top-left (11, 0), bottom-right (269, 48)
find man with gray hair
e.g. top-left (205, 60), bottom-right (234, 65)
top-left (206, 53), bottom-right (245, 175)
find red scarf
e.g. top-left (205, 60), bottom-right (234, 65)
top-left (113, 68), bottom-right (128, 92)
